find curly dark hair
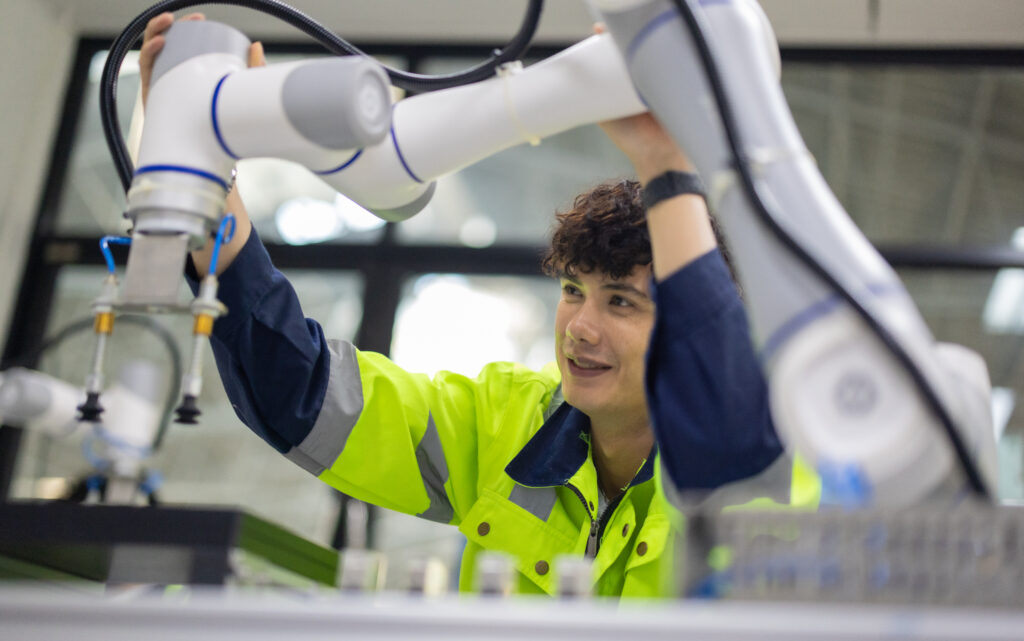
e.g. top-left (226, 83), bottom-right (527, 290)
top-left (542, 179), bottom-right (650, 280)
top-left (541, 178), bottom-right (736, 286)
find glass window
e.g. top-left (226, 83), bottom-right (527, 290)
top-left (897, 267), bottom-right (1024, 501)
top-left (390, 273), bottom-right (558, 376)
top-left (10, 265), bottom-right (363, 546)
top-left (781, 64), bottom-right (1024, 246)
top-left (54, 51), bottom-right (138, 237)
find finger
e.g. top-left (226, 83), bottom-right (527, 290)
top-left (593, 22), bottom-right (606, 35)
top-left (181, 12), bottom-right (206, 21)
top-left (139, 34), bottom-right (165, 72)
top-left (248, 41), bottom-right (266, 68)
top-left (143, 12), bottom-right (174, 43)
top-left (139, 35), bottom-right (166, 106)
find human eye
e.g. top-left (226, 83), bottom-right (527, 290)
top-left (610, 294), bottom-right (634, 308)
top-left (561, 281), bottom-right (582, 297)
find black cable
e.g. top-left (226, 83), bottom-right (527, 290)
top-left (668, 0), bottom-right (991, 500)
top-left (100, 0), bottom-right (543, 191)
top-left (20, 315), bottom-right (184, 452)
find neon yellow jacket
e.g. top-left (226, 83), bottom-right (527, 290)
top-left (204, 235), bottom-right (818, 597)
top-left (283, 343), bottom-right (817, 597)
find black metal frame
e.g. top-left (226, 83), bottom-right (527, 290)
top-left (3, 34), bottom-right (1024, 507)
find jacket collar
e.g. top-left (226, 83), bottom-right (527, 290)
top-left (505, 401), bottom-right (656, 488)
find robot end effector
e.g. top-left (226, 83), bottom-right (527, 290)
top-left (126, 20), bottom-right (393, 309)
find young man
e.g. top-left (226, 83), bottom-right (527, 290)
top-left (141, 13), bottom-right (785, 597)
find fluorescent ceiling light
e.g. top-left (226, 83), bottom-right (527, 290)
top-left (92, 51), bottom-right (139, 83)
top-left (275, 194), bottom-right (384, 245)
top-left (275, 197), bottom-right (343, 245)
top-left (334, 194), bottom-right (386, 233)
top-left (992, 386), bottom-right (1016, 441)
top-left (982, 227), bottom-right (1024, 334)
top-left (459, 215), bottom-right (497, 248)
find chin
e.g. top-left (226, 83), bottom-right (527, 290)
top-left (562, 385), bottom-right (598, 414)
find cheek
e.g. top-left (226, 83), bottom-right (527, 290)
top-left (553, 304), bottom-right (569, 337)
top-left (621, 320), bottom-right (654, 372)
top-left (553, 314), bottom-right (566, 344)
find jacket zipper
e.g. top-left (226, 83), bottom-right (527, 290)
top-left (566, 482), bottom-right (624, 559)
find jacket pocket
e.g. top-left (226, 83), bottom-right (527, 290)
top-left (459, 487), bottom-right (576, 595)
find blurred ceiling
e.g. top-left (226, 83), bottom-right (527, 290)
top-left (36, 0), bottom-right (1024, 47)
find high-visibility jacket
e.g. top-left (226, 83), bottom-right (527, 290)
top-left (289, 347), bottom-right (819, 596)
top-left (199, 230), bottom-right (816, 597)
top-left (301, 350), bottom-right (673, 596)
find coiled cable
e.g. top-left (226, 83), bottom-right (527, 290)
top-left (100, 0), bottom-right (543, 191)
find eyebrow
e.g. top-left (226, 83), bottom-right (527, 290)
top-left (603, 282), bottom-right (651, 300)
top-left (560, 274), bottom-right (650, 301)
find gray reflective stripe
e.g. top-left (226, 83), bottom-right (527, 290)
top-left (716, 452), bottom-right (792, 505)
top-left (543, 385), bottom-right (564, 421)
top-left (509, 484), bottom-right (557, 522)
top-left (415, 414), bottom-right (454, 524)
top-left (762, 453), bottom-right (795, 504)
top-left (672, 453), bottom-right (795, 511)
top-left (284, 446), bottom-right (326, 477)
top-left (290, 339), bottom-right (364, 473)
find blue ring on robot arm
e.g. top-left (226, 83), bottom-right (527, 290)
top-left (389, 122), bottom-right (423, 184)
top-left (211, 74), bottom-right (241, 161)
top-left (315, 149), bottom-right (364, 175)
top-left (134, 164), bottom-right (230, 191)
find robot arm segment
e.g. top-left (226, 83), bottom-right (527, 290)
top-left (0, 368), bottom-right (83, 436)
top-left (592, 0), bottom-right (995, 504)
top-left (137, 26), bottom-right (645, 226)
top-left (318, 32), bottom-right (647, 220)
top-left (212, 57), bottom-right (392, 167)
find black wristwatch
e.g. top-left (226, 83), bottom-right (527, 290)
top-left (641, 170), bottom-right (706, 210)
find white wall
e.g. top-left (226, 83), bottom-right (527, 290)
top-left (0, 1), bottom-right (75, 349)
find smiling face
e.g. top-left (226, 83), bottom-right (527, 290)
top-left (555, 265), bottom-right (655, 426)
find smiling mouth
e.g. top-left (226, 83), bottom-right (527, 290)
top-left (566, 354), bottom-right (612, 377)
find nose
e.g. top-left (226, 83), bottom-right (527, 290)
top-left (565, 300), bottom-right (600, 346)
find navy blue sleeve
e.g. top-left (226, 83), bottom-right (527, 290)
top-left (187, 229), bottom-right (330, 453)
top-left (645, 248), bottom-right (782, 490)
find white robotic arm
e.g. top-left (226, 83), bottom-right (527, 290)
top-left (1, 362), bottom-right (164, 503)
top-left (102, 0), bottom-right (996, 506)
top-left (591, 0), bottom-right (997, 504)
top-left (131, 20), bottom-right (646, 244)
top-left (0, 368), bottom-right (82, 437)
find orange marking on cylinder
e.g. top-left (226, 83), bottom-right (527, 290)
top-left (93, 312), bottom-right (115, 334)
top-left (194, 314), bottom-right (215, 336)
